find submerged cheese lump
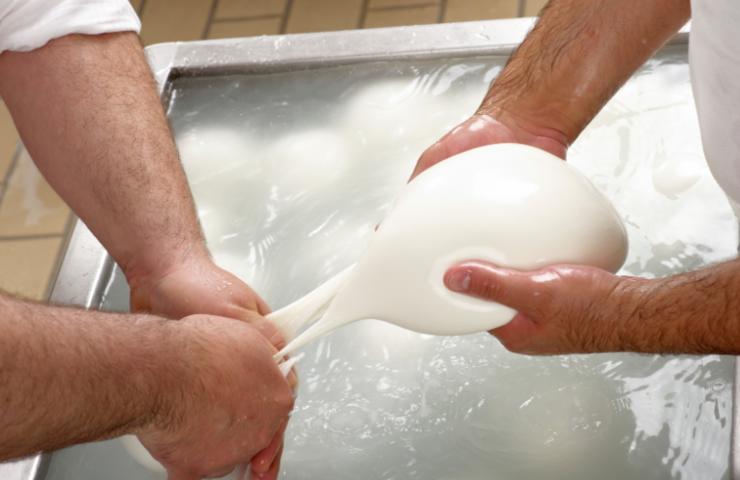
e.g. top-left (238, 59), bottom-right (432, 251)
top-left (341, 79), bottom-right (452, 148)
top-left (263, 129), bottom-right (352, 196)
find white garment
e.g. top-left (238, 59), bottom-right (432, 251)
top-left (0, 0), bottom-right (140, 53)
top-left (690, 0), bottom-right (740, 215)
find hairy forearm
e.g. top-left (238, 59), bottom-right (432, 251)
top-left (481, 0), bottom-right (690, 143)
top-left (0, 33), bottom-right (206, 284)
top-left (616, 259), bottom-right (740, 354)
top-left (0, 294), bottom-right (178, 460)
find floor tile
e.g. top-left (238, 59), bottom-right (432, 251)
top-left (364, 5), bottom-right (440, 28)
top-left (0, 101), bottom-right (18, 182)
top-left (215, 0), bottom-right (287, 19)
top-left (523, 0), bottom-right (548, 16)
top-left (0, 236), bottom-right (64, 300)
top-left (443, 0), bottom-right (519, 22)
top-left (208, 17), bottom-right (282, 38)
top-left (286, 0), bottom-right (364, 33)
top-left (139, 0), bottom-right (215, 44)
top-left (0, 149), bottom-right (71, 237)
top-left (369, 0), bottom-right (439, 7)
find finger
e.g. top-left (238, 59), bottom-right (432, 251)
top-left (250, 421), bottom-right (287, 474)
top-left (251, 444), bottom-right (284, 480)
top-left (248, 315), bottom-right (288, 351)
top-left (285, 366), bottom-right (298, 390)
top-left (256, 295), bottom-right (272, 316)
top-left (444, 261), bottom-right (553, 313)
top-left (410, 115), bottom-right (502, 180)
top-left (410, 141), bottom-right (448, 179)
top-left (264, 443), bottom-right (284, 480)
top-left (488, 312), bottom-right (539, 352)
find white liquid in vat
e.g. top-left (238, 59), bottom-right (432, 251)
top-left (44, 51), bottom-right (736, 480)
top-left (261, 129), bottom-right (352, 197)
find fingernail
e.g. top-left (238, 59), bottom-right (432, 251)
top-left (445, 269), bottom-right (471, 292)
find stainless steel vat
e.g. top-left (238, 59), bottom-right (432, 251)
top-left (2, 17), bottom-right (737, 480)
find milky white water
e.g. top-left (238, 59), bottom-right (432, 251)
top-left (45, 46), bottom-right (736, 480)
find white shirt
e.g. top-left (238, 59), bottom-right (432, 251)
top-left (0, 0), bottom-right (140, 53)
top-left (689, 0), bottom-right (740, 213)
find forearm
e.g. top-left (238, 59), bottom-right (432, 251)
top-left (0, 294), bottom-right (179, 460)
top-left (617, 259), bottom-right (740, 354)
top-left (481, 0), bottom-right (690, 143)
top-left (0, 33), bottom-right (206, 284)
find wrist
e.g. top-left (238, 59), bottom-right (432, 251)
top-left (479, 90), bottom-right (581, 147)
top-left (130, 318), bottom-right (191, 434)
top-left (474, 108), bottom-right (570, 159)
top-left (606, 275), bottom-right (660, 353)
top-left (123, 241), bottom-right (211, 293)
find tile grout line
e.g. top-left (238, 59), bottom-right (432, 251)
top-left (437, 0), bottom-right (447, 22)
top-left (42, 232), bottom-right (69, 302)
top-left (42, 211), bottom-right (78, 301)
top-left (0, 233), bottom-right (66, 242)
top-left (211, 13), bottom-right (283, 24)
top-left (517, 0), bottom-right (526, 17)
top-left (358, 0), bottom-right (371, 28)
top-left (279, 0), bottom-right (294, 34)
top-left (59, 208), bottom-right (77, 245)
top-left (0, 142), bottom-right (22, 208)
top-left (202, 0), bottom-right (220, 39)
top-left (368, 3), bottom-right (439, 12)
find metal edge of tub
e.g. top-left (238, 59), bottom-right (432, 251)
top-left (0, 17), bottom-right (714, 480)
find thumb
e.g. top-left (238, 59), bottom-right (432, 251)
top-left (444, 261), bottom-right (545, 312)
top-left (410, 140), bottom-right (449, 180)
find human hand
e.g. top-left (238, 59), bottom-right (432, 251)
top-left (129, 253), bottom-right (295, 478)
top-left (137, 314), bottom-right (295, 480)
top-left (443, 261), bottom-right (646, 355)
top-left (410, 110), bottom-right (569, 180)
top-left (128, 251), bottom-right (286, 349)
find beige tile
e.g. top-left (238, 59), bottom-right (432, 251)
top-left (286, 0), bottom-right (363, 33)
top-left (209, 17), bottom-right (282, 38)
top-left (139, 0), bottom-right (214, 44)
top-left (0, 101), bottom-right (18, 182)
top-left (215, 0), bottom-right (287, 19)
top-left (523, 0), bottom-right (548, 16)
top-left (0, 149), bottom-right (70, 237)
top-left (0, 236), bottom-right (64, 300)
top-left (443, 0), bottom-right (519, 22)
top-left (129, 0), bottom-right (143, 14)
top-left (365, 5), bottom-right (440, 28)
top-left (369, 0), bottom-right (438, 7)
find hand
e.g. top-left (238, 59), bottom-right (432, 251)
top-left (444, 261), bottom-right (646, 355)
top-left (128, 251), bottom-right (286, 349)
top-left (138, 314), bottom-right (295, 480)
top-left (410, 110), bottom-right (569, 180)
top-left (129, 252), bottom-right (294, 478)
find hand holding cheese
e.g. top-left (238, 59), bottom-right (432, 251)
top-left (271, 143), bottom-right (628, 358)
